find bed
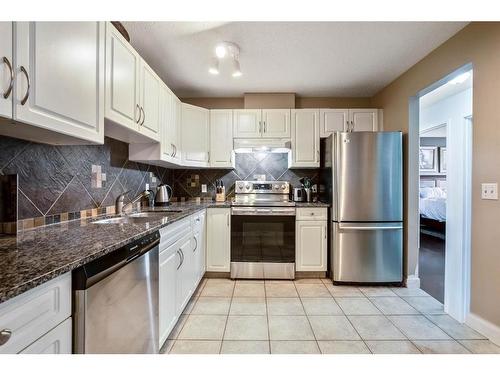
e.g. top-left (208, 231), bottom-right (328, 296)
top-left (419, 182), bottom-right (447, 235)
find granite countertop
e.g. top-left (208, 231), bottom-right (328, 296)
top-left (295, 202), bottom-right (330, 207)
top-left (0, 201), bottom-right (231, 304)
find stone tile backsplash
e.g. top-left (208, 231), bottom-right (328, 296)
top-left (0, 135), bottom-right (318, 225)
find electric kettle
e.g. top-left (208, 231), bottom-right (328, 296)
top-left (155, 184), bottom-right (173, 206)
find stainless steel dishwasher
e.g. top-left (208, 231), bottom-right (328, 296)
top-left (73, 231), bottom-right (160, 354)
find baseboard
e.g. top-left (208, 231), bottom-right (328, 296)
top-left (466, 312), bottom-right (500, 346)
top-left (405, 274), bottom-right (421, 289)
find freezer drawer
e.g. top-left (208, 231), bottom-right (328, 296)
top-left (332, 222), bottom-right (402, 283)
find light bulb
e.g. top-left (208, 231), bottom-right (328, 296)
top-left (208, 58), bottom-right (219, 75)
top-left (232, 58), bottom-right (242, 77)
top-left (215, 44), bottom-right (227, 59)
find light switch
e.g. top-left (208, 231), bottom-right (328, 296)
top-left (201, 184), bottom-right (207, 193)
top-left (481, 183), bottom-right (498, 200)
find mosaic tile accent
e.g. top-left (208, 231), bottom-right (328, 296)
top-left (0, 135), bottom-right (172, 223)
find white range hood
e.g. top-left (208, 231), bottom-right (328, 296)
top-left (233, 138), bottom-right (292, 153)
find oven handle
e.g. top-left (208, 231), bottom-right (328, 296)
top-left (231, 207), bottom-right (296, 216)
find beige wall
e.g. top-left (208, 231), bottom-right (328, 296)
top-left (181, 96), bottom-right (372, 109)
top-left (371, 22), bottom-right (500, 326)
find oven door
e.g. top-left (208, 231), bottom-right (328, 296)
top-left (231, 207), bottom-right (295, 279)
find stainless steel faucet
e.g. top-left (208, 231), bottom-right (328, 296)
top-left (115, 190), bottom-right (152, 215)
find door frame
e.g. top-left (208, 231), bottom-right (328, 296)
top-left (409, 63), bottom-right (473, 322)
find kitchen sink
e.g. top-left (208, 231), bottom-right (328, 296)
top-left (92, 211), bottom-right (177, 225)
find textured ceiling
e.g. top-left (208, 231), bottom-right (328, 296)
top-left (123, 22), bottom-right (468, 98)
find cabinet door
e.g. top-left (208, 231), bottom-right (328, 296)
top-left (19, 318), bottom-right (72, 354)
top-left (290, 109), bottom-right (320, 168)
top-left (319, 109), bottom-right (348, 137)
top-left (139, 61), bottom-right (160, 141)
top-left (160, 85), bottom-right (173, 159)
top-left (176, 234), bottom-right (195, 315)
top-left (206, 208), bottom-right (230, 272)
top-left (349, 109), bottom-right (378, 131)
top-left (173, 96), bottom-right (182, 161)
top-left (14, 22), bottom-right (105, 144)
top-left (296, 221), bottom-right (327, 271)
top-left (233, 109), bottom-right (261, 138)
top-left (209, 109), bottom-right (233, 168)
top-left (0, 22), bottom-right (13, 119)
top-left (262, 109), bottom-right (291, 138)
top-left (105, 22), bottom-right (140, 132)
top-left (159, 248), bottom-right (178, 345)
top-left (181, 103), bottom-right (209, 166)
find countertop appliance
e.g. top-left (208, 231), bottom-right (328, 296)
top-left (231, 180), bottom-right (295, 279)
top-left (155, 184), bottom-right (173, 206)
top-left (320, 132), bottom-right (403, 283)
top-left (293, 187), bottom-right (306, 202)
top-left (73, 231), bottom-right (160, 353)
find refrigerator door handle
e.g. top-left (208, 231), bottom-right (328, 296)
top-left (338, 223), bottom-right (403, 231)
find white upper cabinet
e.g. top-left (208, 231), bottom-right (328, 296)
top-left (173, 97), bottom-right (182, 161)
top-left (209, 109), bottom-right (234, 168)
top-left (105, 22), bottom-right (140, 132)
top-left (13, 22), bottom-right (105, 144)
top-left (349, 108), bottom-right (378, 131)
top-left (0, 22), bottom-right (13, 119)
top-left (290, 109), bottom-right (320, 168)
top-left (233, 109), bottom-right (261, 138)
top-left (181, 103), bottom-right (209, 167)
top-left (138, 61), bottom-right (160, 141)
top-left (320, 109), bottom-right (348, 137)
top-left (261, 109), bottom-right (291, 138)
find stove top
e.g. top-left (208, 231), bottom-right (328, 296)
top-left (232, 180), bottom-right (295, 207)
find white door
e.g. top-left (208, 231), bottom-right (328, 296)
top-left (206, 208), bottom-right (231, 272)
top-left (262, 109), bottom-right (291, 138)
top-left (14, 22), bottom-right (105, 144)
top-left (139, 61), bottom-right (160, 141)
top-left (159, 247), bottom-right (178, 345)
top-left (176, 234), bottom-right (194, 315)
top-left (0, 22), bottom-right (13, 119)
top-left (349, 109), bottom-right (378, 131)
top-left (296, 221), bottom-right (327, 271)
top-left (320, 109), bottom-right (348, 137)
top-left (290, 109), bottom-right (320, 168)
top-left (105, 22), bottom-right (140, 132)
top-left (19, 318), bottom-right (72, 354)
top-left (233, 109), bottom-right (262, 138)
top-left (210, 109), bottom-right (233, 168)
top-left (181, 103), bottom-right (209, 166)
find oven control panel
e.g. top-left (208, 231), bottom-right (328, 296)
top-left (235, 180), bottom-right (290, 194)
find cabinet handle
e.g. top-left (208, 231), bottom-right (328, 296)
top-left (193, 236), bottom-right (198, 252)
top-left (350, 120), bottom-right (354, 132)
top-left (173, 144), bottom-right (177, 157)
top-left (20, 66), bottom-right (30, 106)
top-left (170, 143), bottom-right (175, 157)
top-left (140, 107), bottom-right (145, 125)
top-left (136, 104), bottom-right (141, 124)
top-left (0, 329), bottom-right (12, 346)
top-left (226, 213), bottom-right (229, 227)
top-left (180, 249), bottom-right (184, 266)
top-left (2, 57), bottom-right (14, 99)
top-left (207, 151), bottom-right (210, 163)
top-left (176, 250), bottom-right (182, 270)
top-left (264, 121), bottom-right (267, 133)
top-left (259, 121), bottom-right (262, 133)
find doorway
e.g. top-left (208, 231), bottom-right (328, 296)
top-left (415, 66), bottom-right (473, 321)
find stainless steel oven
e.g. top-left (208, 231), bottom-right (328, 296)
top-left (230, 181), bottom-right (296, 279)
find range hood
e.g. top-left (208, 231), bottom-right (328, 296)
top-left (233, 138), bottom-right (292, 153)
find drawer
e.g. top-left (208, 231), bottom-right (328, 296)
top-left (159, 216), bottom-right (191, 251)
top-left (19, 318), bottom-right (72, 354)
top-left (0, 273), bottom-right (71, 354)
top-left (296, 207), bottom-right (327, 221)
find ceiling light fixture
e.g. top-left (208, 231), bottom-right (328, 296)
top-left (208, 57), bottom-right (219, 75)
top-left (210, 41), bottom-right (242, 78)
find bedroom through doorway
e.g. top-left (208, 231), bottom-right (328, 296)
top-left (418, 68), bottom-right (472, 306)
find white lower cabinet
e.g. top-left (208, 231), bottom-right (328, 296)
top-left (206, 208), bottom-right (231, 272)
top-left (296, 208), bottom-right (327, 272)
top-left (19, 318), bottom-right (72, 354)
top-left (0, 273), bottom-right (71, 354)
top-left (158, 211), bottom-right (208, 347)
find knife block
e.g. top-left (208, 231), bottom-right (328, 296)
top-left (215, 187), bottom-right (226, 202)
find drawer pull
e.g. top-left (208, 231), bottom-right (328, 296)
top-left (0, 329), bottom-right (12, 346)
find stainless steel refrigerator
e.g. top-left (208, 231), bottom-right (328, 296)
top-left (320, 132), bottom-right (403, 283)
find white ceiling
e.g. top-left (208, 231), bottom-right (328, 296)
top-left (420, 72), bottom-right (472, 108)
top-left (123, 22), bottom-right (468, 98)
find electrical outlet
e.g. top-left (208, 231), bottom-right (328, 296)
top-left (201, 184), bottom-right (207, 193)
top-left (481, 183), bottom-right (498, 200)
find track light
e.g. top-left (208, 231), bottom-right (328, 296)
top-left (208, 57), bottom-right (219, 75)
top-left (232, 58), bottom-right (242, 77)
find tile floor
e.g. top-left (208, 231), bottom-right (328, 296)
top-left (161, 278), bottom-right (500, 354)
